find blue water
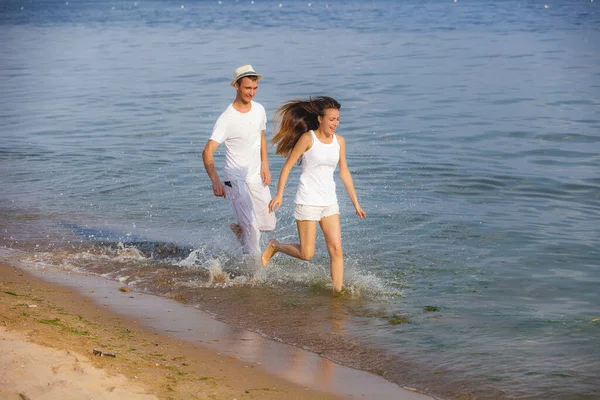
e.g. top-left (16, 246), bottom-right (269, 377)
top-left (1, 1), bottom-right (599, 399)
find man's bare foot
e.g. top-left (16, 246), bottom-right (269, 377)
top-left (261, 239), bottom-right (278, 267)
top-left (230, 223), bottom-right (243, 243)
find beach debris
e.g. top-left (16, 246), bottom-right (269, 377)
top-left (93, 349), bottom-right (116, 357)
top-left (424, 306), bottom-right (439, 312)
top-left (27, 304), bottom-right (38, 308)
top-left (591, 318), bottom-right (600, 323)
top-left (119, 286), bottom-right (131, 293)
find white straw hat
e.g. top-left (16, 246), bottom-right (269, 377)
top-left (231, 64), bottom-right (263, 87)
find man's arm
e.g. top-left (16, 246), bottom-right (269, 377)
top-left (260, 130), bottom-right (271, 186)
top-left (202, 139), bottom-right (226, 198)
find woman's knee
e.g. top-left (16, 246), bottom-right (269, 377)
top-left (327, 241), bottom-right (343, 257)
top-left (300, 248), bottom-right (314, 261)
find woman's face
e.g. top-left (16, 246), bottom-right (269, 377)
top-left (318, 108), bottom-right (340, 135)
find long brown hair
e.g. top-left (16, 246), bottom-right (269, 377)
top-left (271, 96), bottom-right (341, 157)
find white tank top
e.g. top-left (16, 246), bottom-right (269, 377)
top-left (294, 130), bottom-right (340, 206)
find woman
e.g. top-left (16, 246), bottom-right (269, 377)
top-left (261, 96), bottom-right (366, 293)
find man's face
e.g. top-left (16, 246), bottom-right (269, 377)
top-left (235, 77), bottom-right (258, 104)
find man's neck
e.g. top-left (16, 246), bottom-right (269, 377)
top-left (232, 99), bottom-right (252, 113)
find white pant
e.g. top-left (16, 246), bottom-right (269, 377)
top-left (225, 180), bottom-right (276, 255)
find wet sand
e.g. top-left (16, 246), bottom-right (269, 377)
top-left (0, 262), bottom-right (435, 400)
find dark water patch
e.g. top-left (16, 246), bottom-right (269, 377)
top-left (536, 132), bottom-right (600, 143)
top-left (509, 186), bottom-right (579, 201)
top-left (519, 148), bottom-right (597, 159)
top-left (487, 97), bottom-right (536, 105)
top-left (547, 99), bottom-right (597, 107)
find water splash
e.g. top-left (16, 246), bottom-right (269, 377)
top-left (116, 242), bottom-right (146, 260)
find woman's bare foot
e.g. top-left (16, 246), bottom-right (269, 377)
top-left (261, 239), bottom-right (278, 267)
top-left (230, 223), bottom-right (243, 243)
top-left (332, 286), bottom-right (347, 297)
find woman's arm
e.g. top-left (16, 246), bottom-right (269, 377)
top-left (337, 135), bottom-right (366, 218)
top-left (269, 132), bottom-right (313, 212)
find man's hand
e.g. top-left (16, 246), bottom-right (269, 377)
top-left (212, 181), bottom-right (226, 198)
top-left (261, 165), bottom-right (271, 186)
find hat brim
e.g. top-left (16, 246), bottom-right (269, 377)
top-left (231, 72), bottom-right (263, 86)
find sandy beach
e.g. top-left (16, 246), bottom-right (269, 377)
top-left (0, 262), bottom-right (434, 400)
top-left (0, 262), bottom-right (344, 400)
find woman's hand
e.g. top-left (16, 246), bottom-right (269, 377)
top-left (269, 194), bottom-right (283, 213)
top-left (355, 205), bottom-right (366, 219)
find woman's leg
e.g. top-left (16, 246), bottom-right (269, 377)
top-left (319, 214), bottom-right (344, 292)
top-left (261, 220), bottom-right (317, 266)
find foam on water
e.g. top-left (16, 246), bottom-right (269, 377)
top-left (173, 242), bottom-right (401, 295)
top-left (116, 242), bottom-right (147, 260)
top-left (1, 239), bottom-right (400, 300)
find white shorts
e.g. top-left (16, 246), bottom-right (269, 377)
top-left (294, 203), bottom-right (339, 221)
top-left (225, 180), bottom-right (276, 254)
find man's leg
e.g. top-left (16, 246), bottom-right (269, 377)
top-left (230, 223), bottom-right (243, 243)
top-left (247, 182), bottom-right (276, 232)
top-left (226, 181), bottom-right (261, 255)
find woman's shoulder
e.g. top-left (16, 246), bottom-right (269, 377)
top-left (296, 131), bottom-right (314, 151)
top-left (299, 131), bottom-right (313, 140)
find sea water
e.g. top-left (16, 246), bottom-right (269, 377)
top-left (1, 1), bottom-right (599, 399)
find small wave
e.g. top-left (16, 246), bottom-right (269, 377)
top-left (174, 244), bottom-right (401, 297)
top-left (1, 239), bottom-right (401, 299)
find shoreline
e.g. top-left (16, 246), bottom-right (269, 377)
top-left (0, 262), bottom-right (435, 400)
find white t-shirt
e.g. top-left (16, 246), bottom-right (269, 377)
top-left (295, 130), bottom-right (340, 206)
top-left (210, 101), bottom-right (267, 184)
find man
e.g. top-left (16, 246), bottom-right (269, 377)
top-left (202, 65), bottom-right (276, 255)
